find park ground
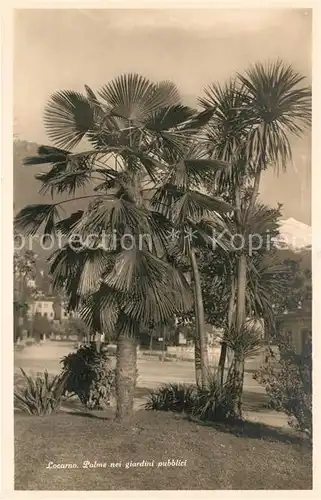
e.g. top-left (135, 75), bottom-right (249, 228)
top-left (14, 341), bottom-right (288, 428)
top-left (14, 342), bottom-right (312, 490)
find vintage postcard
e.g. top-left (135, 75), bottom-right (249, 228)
top-left (1, 2), bottom-right (317, 497)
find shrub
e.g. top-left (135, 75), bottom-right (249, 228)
top-left (60, 343), bottom-right (115, 410)
top-left (191, 371), bottom-right (239, 422)
top-left (14, 368), bottom-right (67, 415)
top-left (254, 333), bottom-right (312, 437)
top-left (144, 383), bottom-right (196, 413)
top-left (144, 375), bottom-right (238, 422)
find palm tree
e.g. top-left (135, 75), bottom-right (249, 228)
top-left (200, 61), bottom-right (311, 415)
top-left (149, 143), bottom-right (232, 387)
top-left (14, 74), bottom-right (228, 418)
top-left (199, 202), bottom-right (286, 384)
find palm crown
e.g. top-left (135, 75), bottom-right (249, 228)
top-left (15, 74), bottom-right (232, 338)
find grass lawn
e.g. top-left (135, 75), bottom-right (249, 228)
top-left (15, 410), bottom-right (312, 490)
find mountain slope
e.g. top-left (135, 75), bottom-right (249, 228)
top-left (13, 139), bottom-right (95, 215)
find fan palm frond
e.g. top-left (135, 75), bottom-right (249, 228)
top-left (153, 80), bottom-right (181, 107)
top-left (167, 157), bottom-right (231, 189)
top-left (145, 105), bottom-right (195, 132)
top-left (98, 74), bottom-right (161, 122)
top-left (172, 191), bottom-right (232, 225)
top-left (37, 167), bottom-right (92, 197)
top-left (44, 90), bottom-right (95, 149)
top-left (181, 107), bottom-right (215, 131)
top-left (55, 211), bottom-right (84, 236)
top-left (76, 248), bottom-right (111, 295)
top-left (23, 145), bottom-right (71, 165)
top-left (14, 204), bottom-right (60, 236)
top-left (79, 284), bottom-right (120, 333)
top-left (100, 248), bottom-right (192, 325)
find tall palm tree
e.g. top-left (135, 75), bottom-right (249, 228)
top-left (199, 202), bottom-right (285, 384)
top-left (149, 143), bottom-right (232, 387)
top-left (14, 74), bottom-right (228, 418)
top-left (200, 60), bottom-right (311, 415)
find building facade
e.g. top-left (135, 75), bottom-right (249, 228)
top-left (27, 297), bottom-right (76, 321)
top-left (277, 301), bottom-right (312, 354)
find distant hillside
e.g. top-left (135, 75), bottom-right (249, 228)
top-left (14, 140), bottom-right (45, 213)
top-left (13, 139), bottom-right (96, 265)
top-left (13, 139), bottom-right (95, 215)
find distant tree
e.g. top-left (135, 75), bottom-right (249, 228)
top-left (272, 256), bottom-right (312, 315)
top-left (13, 248), bottom-right (38, 340)
top-left (64, 316), bottom-right (90, 342)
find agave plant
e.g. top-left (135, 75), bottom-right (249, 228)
top-left (191, 370), bottom-right (238, 422)
top-left (14, 368), bottom-right (67, 416)
top-left (144, 382), bottom-right (197, 414)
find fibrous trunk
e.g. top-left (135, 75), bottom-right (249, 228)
top-left (115, 335), bottom-right (137, 421)
top-left (189, 248), bottom-right (209, 388)
top-left (218, 277), bottom-right (236, 387)
top-left (227, 253), bottom-right (247, 418)
top-left (228, 354), bottom-right (245, 420)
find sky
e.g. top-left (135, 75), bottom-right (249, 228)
top-left (14, 8), bottom-right (312, 224)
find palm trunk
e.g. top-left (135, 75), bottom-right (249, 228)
top-left (115, 335), bottom-right (137, 421)
top-left (231, 253), bottom-right (247, 418)
top-left (218, 277), bottom-right (236, 386)
top-left (17, 273), bottom-right (25, 339)
top-left (149, 330), bottom-right (154, 350)
top-left (161, 324), bottom-right (166, 362)
top-left (229, 353), bottom-right (245, 420)
top-left (228, 170), bottom-right (261, 417)
top-left (236, 254), bottom-right (247, 333)
top-left (189, 248), bottom-right (209, 388)
top-left (194, 335), bottom-right (202, 387)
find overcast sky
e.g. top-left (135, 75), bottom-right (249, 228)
top-left (14, 8), bottom-right (312, 223)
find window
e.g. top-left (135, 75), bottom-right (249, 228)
top-left (44, 312), bottom-right (48, 318)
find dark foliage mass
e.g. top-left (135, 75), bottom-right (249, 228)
top-left (254, 333), bottom-right (312, 437)
top-left (60, 343), bottom-right (115, 410)
top-left (145, 374), bottom-right (241, 423)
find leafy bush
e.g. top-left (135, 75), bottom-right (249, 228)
top-left (60, 343), bottom-right (115, 410)
top-left (145, 375), bottom-right (238, 422)
top-left (144, 383), bottom-right (196, 413)
top-left (254, 333), bottom-right (312, 436)
top-left (192, 371), bottom-right (238, 422)
top-left (14, 368), bottom-right (67, 415)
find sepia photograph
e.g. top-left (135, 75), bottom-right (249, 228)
top-left (11, 6), bottom-right (312, 491)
